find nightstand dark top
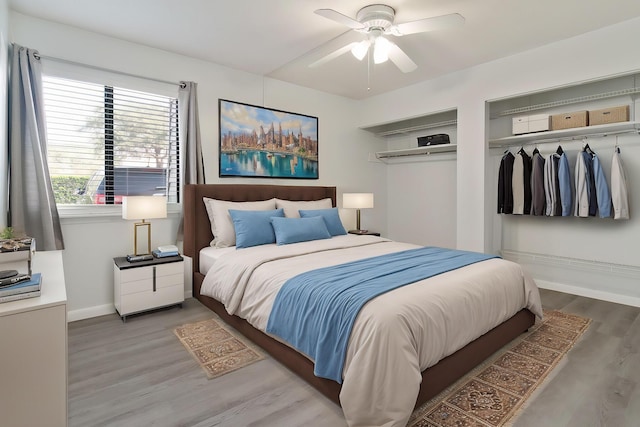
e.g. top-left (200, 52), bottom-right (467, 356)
top-left (113, 255), bottom-right (183, 270)
top-left (348, 230), bottom-right (381, 237)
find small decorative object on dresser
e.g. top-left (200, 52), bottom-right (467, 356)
top-left (113, 254), bottom-right (184, 322)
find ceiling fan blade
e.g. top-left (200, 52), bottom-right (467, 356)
top-left (390, 13), bottom-right (465, 36)
top-left (309, 42), bottom-right (359, 68)
top-left (387, 42), bottom-right (417, 73)
top-left (315, 9), bottom-right (365, 30)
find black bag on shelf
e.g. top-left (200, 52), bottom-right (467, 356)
top-left (417, 134), bottom-right (450, 146)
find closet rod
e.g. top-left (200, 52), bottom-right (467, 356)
top-left (35, 53), bottom-right (182, 87)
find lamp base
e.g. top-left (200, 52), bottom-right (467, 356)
top-left (348, 229), bottom-right (369, 234)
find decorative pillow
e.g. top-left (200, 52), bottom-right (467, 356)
top-left (270, 216), bottom-right (332, 245)
top-left (275, 198), bottom-right (332, 218)
top-left (203, 198), bottom-right (276, 248)
top-left (229, 208), bottom-right (285, 249)
top-left (299, 207), bottom-right (347, 236)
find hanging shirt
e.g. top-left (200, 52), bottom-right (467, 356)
top-left (558, 152), bottom-right (572, 216)
top-left (543, 153), bottom-right (556, 216)
top-left (592, 154), bottom-right (612, 218)
top-left (530, 150), bottom-right (546, 216)
top-left (512, 153), bottom-right (524, 214)
top-left (611, 147), bottom-right (629, 220)
top-left (574, 150), bottom-right (590, 217)
top-left (582, 151), bottom-right (597, 217)
top-left (497, 152), bottom-right (515, 214)
top-left (521, 150), bottom-right (532, 214)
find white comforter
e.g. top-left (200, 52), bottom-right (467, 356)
top-left (200, 235), bottom-right (542, 427)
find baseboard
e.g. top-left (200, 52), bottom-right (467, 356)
top-left (67, 290), bottom-right (194, 322)
top-left (535, 279), bottom-right (640, 308)
top-left (502, 249), bottom-right (640, 308)
top-left (67, 304), bottom-right (115, 322)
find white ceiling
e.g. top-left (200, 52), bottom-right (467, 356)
top-left (9, 0), bottom-right (640, 100)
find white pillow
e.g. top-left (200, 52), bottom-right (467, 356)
top-left (275, 198), bottom-right (333, 218)
top-left (203, 198), bottom-right (276, 248)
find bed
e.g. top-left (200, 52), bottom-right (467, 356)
top-left (183, 184), bottom-right (542, 427)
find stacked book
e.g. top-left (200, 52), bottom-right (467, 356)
top-left (0, 272), bottom-right (42, 303)
top-left (152, 245), bottom-right (180, 259)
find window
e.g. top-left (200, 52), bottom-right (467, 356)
top-left (42, 76), bottom-right (179, 206)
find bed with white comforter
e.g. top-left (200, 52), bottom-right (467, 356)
top-left (200, 234), bottom-right (542, 427)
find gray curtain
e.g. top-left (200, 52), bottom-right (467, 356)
top-left (8, 44), bottom-right (64, 250)
top-left (176, 81), bottom-right (204, 242)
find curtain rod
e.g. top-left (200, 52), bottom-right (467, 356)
top-left (35, 53), bottom-right (183, 88)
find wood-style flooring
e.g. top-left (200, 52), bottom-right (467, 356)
top-left (68, 289), bottom-right (640, 427)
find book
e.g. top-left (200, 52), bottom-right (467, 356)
top-left (0, 273), bottom-right (30, 288)
top-left (0, 289), bottom-right (41, 303)
top-left (152, 249), bottom-right (179, 258)
top-left (0, 273), bottom-right (41, 298)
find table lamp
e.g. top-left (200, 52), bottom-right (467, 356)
top-left (122, 196), bottom-right (167, 257)
top-left (343, 193), bottom-right (374, 233)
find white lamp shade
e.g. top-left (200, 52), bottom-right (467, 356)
top-left (122, 196), bottom-right (167, 220)
top-left (343, 193), bottom-right (374, 209)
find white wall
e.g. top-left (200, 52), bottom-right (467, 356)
top-left (359, 17), bottom-right (640, 304)
top-left (9, 12), bottom-right (387, 320)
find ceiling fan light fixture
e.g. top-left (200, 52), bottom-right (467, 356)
top-left (351, 40), bottom-right (370, 61)
top-left (373, 36), bottom-right (391, 64)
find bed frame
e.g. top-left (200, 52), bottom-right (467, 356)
top-left (183, 183), bottom-right (535, 408)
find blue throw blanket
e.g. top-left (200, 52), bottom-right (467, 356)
top-left (265, 246), bottom-right (497, 383)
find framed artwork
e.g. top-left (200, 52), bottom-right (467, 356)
top-left (218, 99), bottom-right (319, 179)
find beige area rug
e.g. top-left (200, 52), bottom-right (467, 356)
top-left (174, 317), bottom-right (265, 379)
top-left (408, 310), bottom-right (591, 427)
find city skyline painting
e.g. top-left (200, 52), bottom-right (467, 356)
top-left (218, 99), bottom-right (319, 179)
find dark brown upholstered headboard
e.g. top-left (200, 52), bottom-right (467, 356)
top-left (183, 184), bottom-right (337, 276)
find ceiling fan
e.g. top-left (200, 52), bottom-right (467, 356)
top-left (310, 4), bottom-right (464, 73)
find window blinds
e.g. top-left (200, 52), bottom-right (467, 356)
top-left (42, 76), bottom-right (179, 205)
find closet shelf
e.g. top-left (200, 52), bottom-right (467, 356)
top-left (488, 121), bottom-right (640, 148)
top-left (376, 144), bottom-right (457, 160)
top-left (494, 87), bottom-right (640, 117)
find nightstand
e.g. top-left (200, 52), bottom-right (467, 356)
top-left (113, 255), bottom-right (184, 322)
top-left (348, 230), bottom-right (381, 236)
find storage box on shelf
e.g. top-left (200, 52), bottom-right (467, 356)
top-left (551, 110), bottom-right (589, 130)
top-left (512, 114), bottom-right (550, 135)
top-left (589, 105), bottom-right (629, 126)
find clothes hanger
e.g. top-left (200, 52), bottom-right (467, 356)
top-left (532, 142), bottom-right (539, 155)
top-left (556, 145), bottom-right (563, 155)
top-left (615, 136), bottom-right (620, 153)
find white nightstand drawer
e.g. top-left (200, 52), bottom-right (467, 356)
top-left (119, 284), bottom-right (183, 316)
top-left (120, 273), bottom-right (183, 295)
top-left (118, 262), bottom-right (183, 283)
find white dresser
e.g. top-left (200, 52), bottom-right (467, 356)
top-left (0, 251), bottom-right (68, 427)
top-left (113, 255), bottom-right (184, 322)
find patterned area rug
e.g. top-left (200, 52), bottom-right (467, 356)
top-left (174, 317), bottom-right (265, 379)
top-left (408, 310), bottom-right (591, 427)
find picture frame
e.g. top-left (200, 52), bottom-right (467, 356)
top-left (218, 99), bottom-right (319, 179)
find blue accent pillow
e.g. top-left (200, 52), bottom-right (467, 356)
top-left (298, 208), bottom-right (347, 236)
top-left (229, 208), bottom-right (284, 249)
top-left (270, 216), bottom-right (332, 245)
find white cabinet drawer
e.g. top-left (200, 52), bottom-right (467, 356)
top-left (120, 284), bottom-right (183, 316)
top-left (120, 273), bottom-right (183, 295)
top-left (118, 262), bottom-right (183, 283)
